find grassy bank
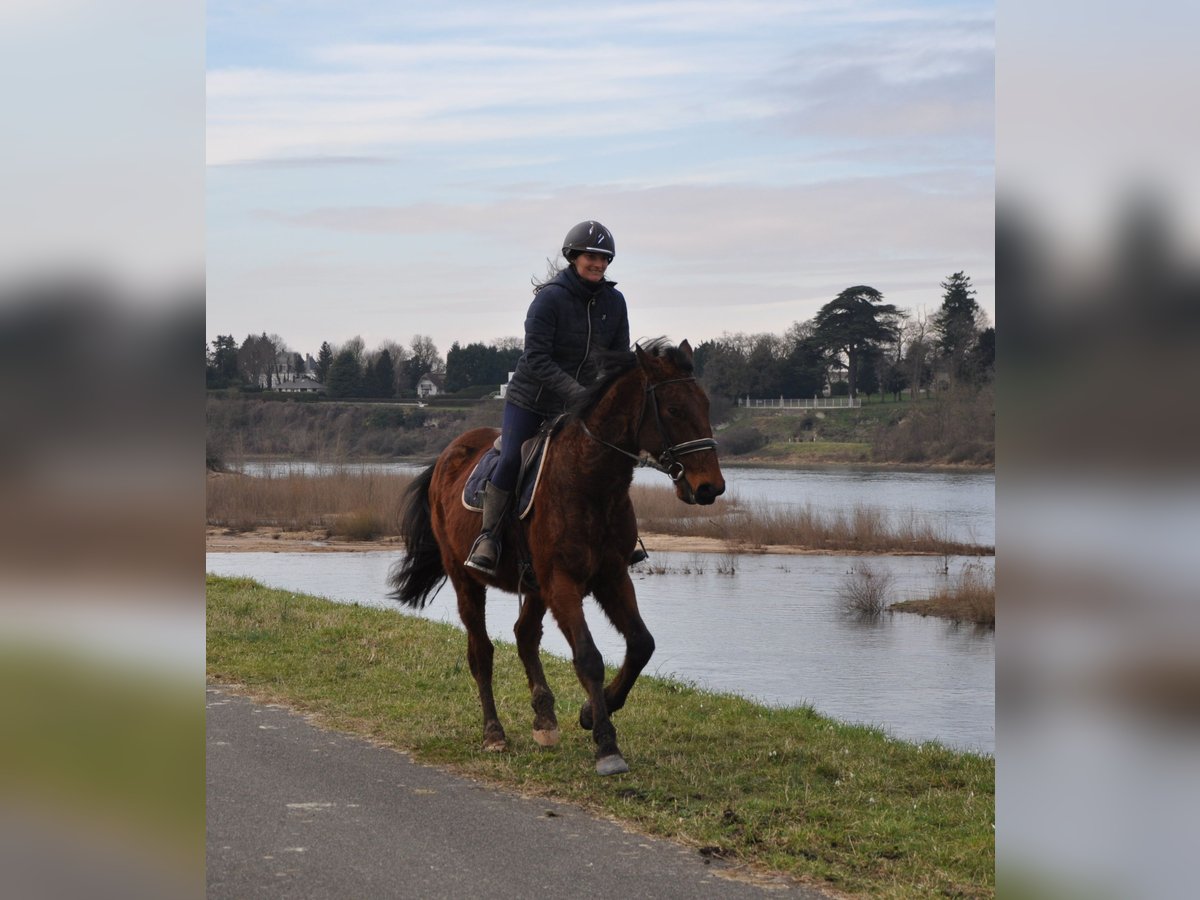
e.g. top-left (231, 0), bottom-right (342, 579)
top-left (207, 471), bottom-right (991, 556)
top-left (207, 576), bottom-right (994, 898)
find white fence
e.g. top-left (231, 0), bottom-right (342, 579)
top-left (737, 396), bottom-right (861, 409)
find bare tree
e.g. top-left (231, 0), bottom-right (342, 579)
top-left (409, 334), bottom-right (443, 375)
top-left (336, 335), bottom-right (366, 366)
top-left (903, 310), bottom-right (931, 400)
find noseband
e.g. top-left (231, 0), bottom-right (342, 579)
top-left (581, 374), bottom-right (718, 482)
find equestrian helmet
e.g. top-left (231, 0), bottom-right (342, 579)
top-left (562, 220), bottom-right (615, 261)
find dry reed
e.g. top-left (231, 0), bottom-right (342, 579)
top-left (207, 471), bottom-right (991, 556)
top-left (891, 564), bottom-right (995, 626)
top-left (206, 471), bottom-right (413, 535)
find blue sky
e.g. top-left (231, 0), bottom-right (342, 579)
top-left (207, 0), bottom-right (994, 360)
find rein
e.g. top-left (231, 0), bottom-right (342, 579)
top-left (580, 374), bottom-right (718, 482)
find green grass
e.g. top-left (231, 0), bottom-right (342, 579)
top-left (207, 575), bottom-right (994, 898)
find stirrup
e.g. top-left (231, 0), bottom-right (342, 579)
top-left (466, 532), bottom-right (500, 575)
top-left (630, 539), bottom-right (649, 567)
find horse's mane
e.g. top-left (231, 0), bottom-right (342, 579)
top-left (567, 337), bottom-right (693, 420)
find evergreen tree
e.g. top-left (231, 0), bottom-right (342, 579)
top-left (207, 334), bottom-right (240, 388)
top-left (326, 348), bottom-right (362, 398)
top-left (315, 341), bottom-right (334, 383)
top-left (780, 338), bottom-right (828, 398)
top-left (932, 272), bottom-right (983, 383)
top-left (811, 286), bottom-right (903, 399)
top-left (374, 349), bottom-right (396, 398)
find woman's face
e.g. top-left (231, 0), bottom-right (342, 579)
top-left (572, 252), bottom-right (611, 283)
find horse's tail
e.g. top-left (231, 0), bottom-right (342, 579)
top-left (387, 463), bottom-right (446, 609)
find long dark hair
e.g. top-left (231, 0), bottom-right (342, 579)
top-left (531, 257), bottom-right (567, 294)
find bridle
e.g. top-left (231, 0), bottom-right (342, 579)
top-left (580, 373), bottom-right (718, 482)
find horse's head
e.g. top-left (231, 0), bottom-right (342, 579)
top-left (635, 339), bottom-right (726, 506)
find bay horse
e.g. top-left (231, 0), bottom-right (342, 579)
top-left (387, 339), bottom-right (725, 775)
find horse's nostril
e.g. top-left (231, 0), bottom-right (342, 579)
top-left (695, 483), bottom-right (721, 504)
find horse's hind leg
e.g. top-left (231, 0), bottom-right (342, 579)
top-left (513, 592), bottom-right (558, 747)
top-left (451, 573), bottom-right (507, 752)
top-left (582, 575), bottom-right (654, 730)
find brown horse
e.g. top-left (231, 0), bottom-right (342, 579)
top-left (387, 339), bottom-right (725, 775)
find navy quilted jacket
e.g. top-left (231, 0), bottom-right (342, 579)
top-left (504, 266), bottom-right (630, 416)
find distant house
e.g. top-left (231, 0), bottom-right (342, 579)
top-left (416, 372), bottom-right (445, 398)
top-left (277, 377), bottom-right (328, 394)
top-left (497, 371), bottom-right (515, 399)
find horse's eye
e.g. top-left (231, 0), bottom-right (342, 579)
top-left (667, 406), bottom-right (682, 417)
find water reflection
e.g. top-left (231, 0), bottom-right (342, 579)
top-left (205, 549), bottom-right (994, 754)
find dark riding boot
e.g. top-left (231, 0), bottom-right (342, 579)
top-left (466, 482), bottom-right (512, 575)
top-left (630, 538), bottom-right (649, 567)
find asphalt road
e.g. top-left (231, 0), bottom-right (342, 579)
top-left (206, 686), bottom-right (830, 899)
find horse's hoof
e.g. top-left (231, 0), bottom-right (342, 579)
top-left (532, 728), bottom-right (560, 748)
top-left (595, 754), bottom-right (629, 776)
top-left (482, 738), bottom-right (507, 753)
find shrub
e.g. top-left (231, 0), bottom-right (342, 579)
top-left (838, 561), bottom-right (895, 617)
top-left (719, 425), bottom-right (768, 456)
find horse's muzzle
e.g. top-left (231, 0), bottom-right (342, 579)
top-left (677, 479), bottom-right (724, 506)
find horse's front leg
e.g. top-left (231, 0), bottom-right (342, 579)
top-left (547, 577), bottom-right (628, 776)
top-left (451, 573), bottom-right (507, 752)
top-left (513, 590), bottom-right (558, 747)
top-left (583, 573), bottom-right (654, 729)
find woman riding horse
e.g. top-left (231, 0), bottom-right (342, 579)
top-left (388, 339), bottom-right (724, 775)
top-left (467, 220), bottom-right (633, 576)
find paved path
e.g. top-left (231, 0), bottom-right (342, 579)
top-left (207, 686), bottom-right (830, 899)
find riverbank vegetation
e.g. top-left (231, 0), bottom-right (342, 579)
top-left (890, 565), bottom-right (995, 627)
top-left (206, 387), bottom-right (993, 470)
top-left (206, 470), bottom-right (992, 557)
top-left (207, 576), bottom-right (995, 899)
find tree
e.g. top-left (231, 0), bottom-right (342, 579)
top-left (780, 337), bottom-right (827, 398)
top-left (372, 349), bottom-right (396, 398)
top-left (969, 326), bottom-right (995, 383)
top-left (315, 342), bottom-right (334, 383)
top-left (854, 345), bottom-right (883, 400)
top-left (811, 286), bottom-right (903, 399)
top-left (901, 312), bottom-right (931, 400)
top-left (237, 333), bottom-right (276, 388)
top-left (409, 334), bottom-right (443, 374)
top-left (326, 348), bottom-right (363, 398)
top-left (401, 334), bottom-right (443, 391)
top-left (375, 340), bottom-right (409, 394)
top-left (694, 337), bottom-right (750, 402)
top-left (207, 334), bottom-right (240, 388)
top-left (932, 272), bottom-right (984, 383)
top-left (292, 352), bottom-right (306, 378)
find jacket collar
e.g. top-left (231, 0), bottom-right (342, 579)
top-left (556, 265), bottom-right (617, 300)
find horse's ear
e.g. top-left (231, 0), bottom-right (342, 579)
top-left (679, 339), bottom-right (693, 361)
top-left (635, 342), bottom-right (649, 365)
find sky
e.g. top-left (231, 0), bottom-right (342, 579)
top-left (207, 0), bottom-right (994, 361)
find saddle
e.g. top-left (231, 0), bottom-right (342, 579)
top-left (461, 415), bottom-right (567, 519)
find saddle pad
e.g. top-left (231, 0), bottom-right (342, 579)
top-left (461, 438), bottom-right (549, 520)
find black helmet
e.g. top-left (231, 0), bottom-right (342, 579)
top-left (562, 220), bottom-right (615, 261)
